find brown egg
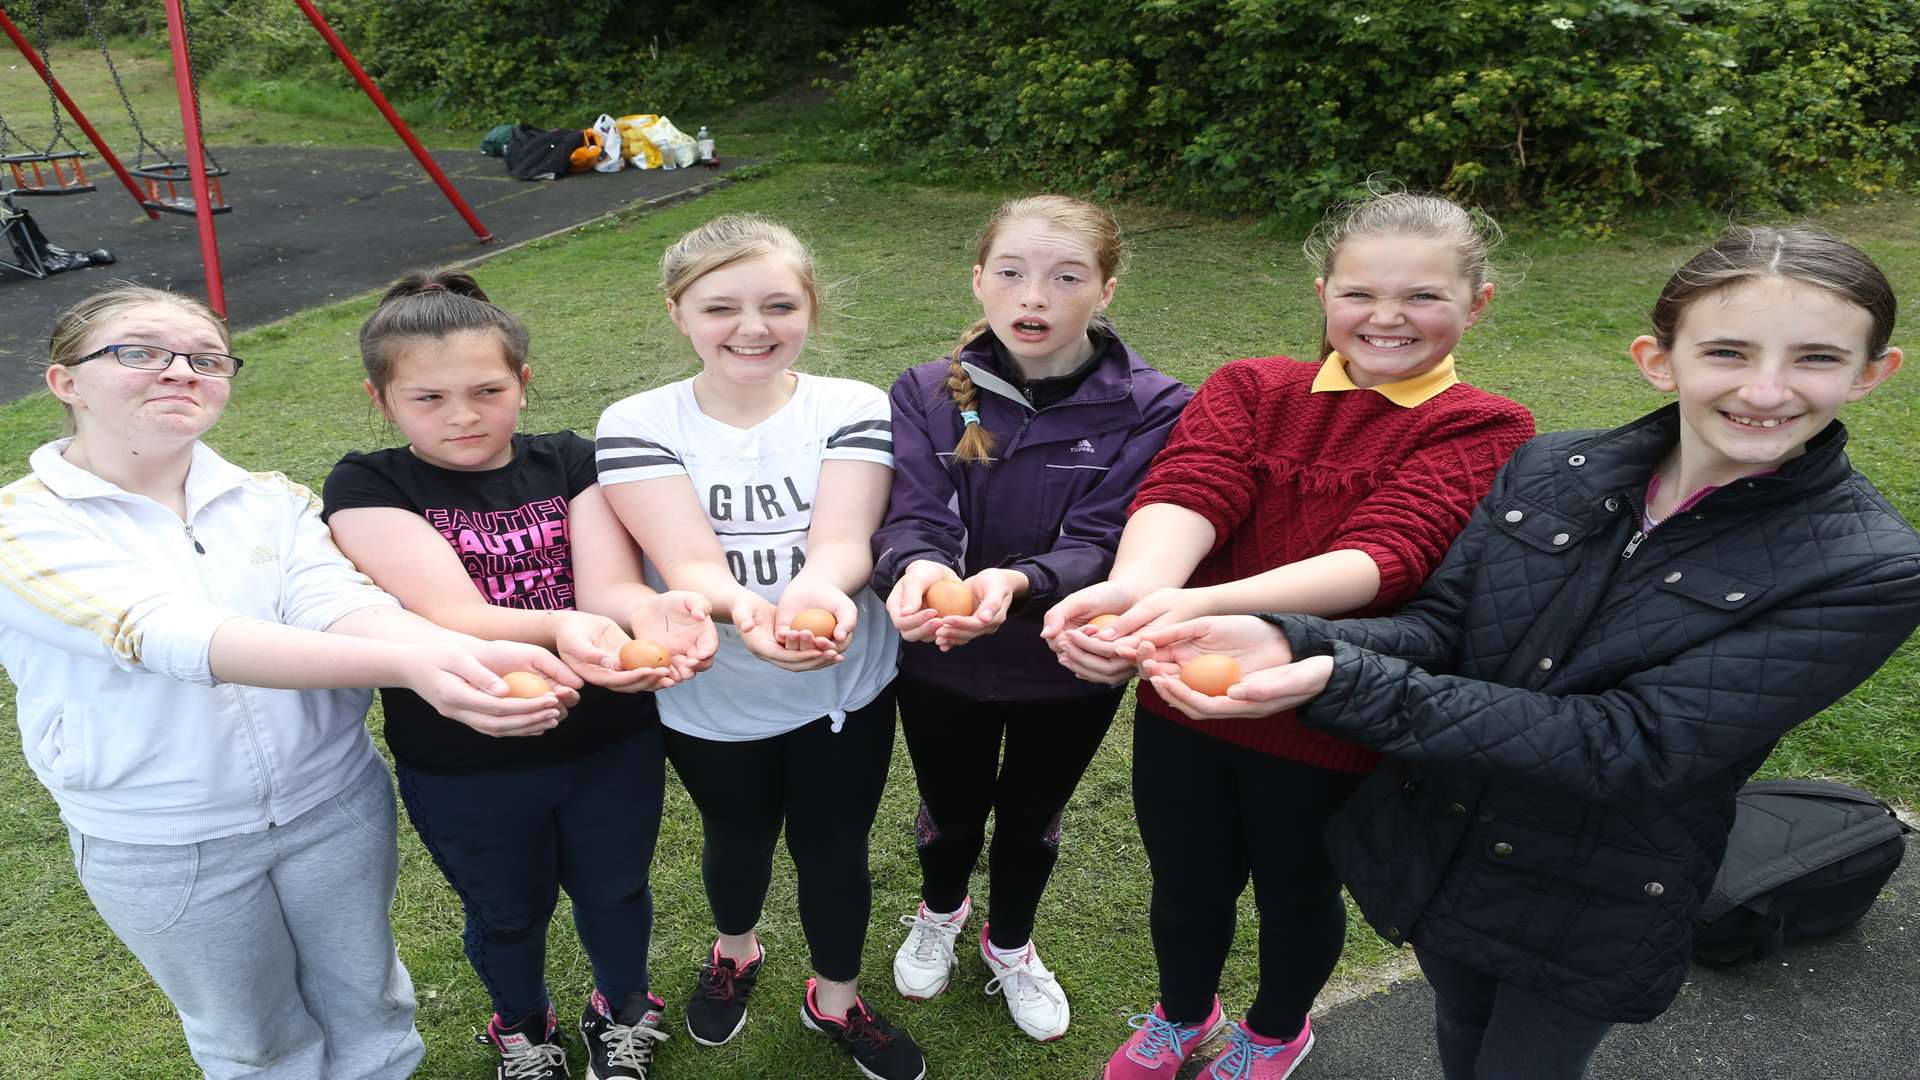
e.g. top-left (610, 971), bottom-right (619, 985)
top-left (789, 607), bottom-right (839, 640)
top-left (501, 671), bottom-right (552, 698)
top-left (619, 639), bottom-right (671, 670)
top-left (1180, 654), bottom-right (1241, 697)
top-left (1085, 613), bottom-right (1121, 630)
top-left (926, 580), bottom-right (976, 618)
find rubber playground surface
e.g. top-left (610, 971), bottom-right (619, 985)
top-left (0, 144), bottom-right (738, 403)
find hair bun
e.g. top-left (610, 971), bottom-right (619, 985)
top-left (380, 269), bottom-right (492, 306)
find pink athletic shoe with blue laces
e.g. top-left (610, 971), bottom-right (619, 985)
top-left (1200, 1017), bottom-right (1315, 1080)
top-left (1102, 998), bottom-right (1228, 1078)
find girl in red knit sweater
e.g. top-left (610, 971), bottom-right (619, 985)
top-left (1043, 191), bottom-right (1535, 1080)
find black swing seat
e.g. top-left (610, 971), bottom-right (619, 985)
top-left (131, 160), bottom-right (232, 216)
top-left (2, 149), bottom-right (97, 196)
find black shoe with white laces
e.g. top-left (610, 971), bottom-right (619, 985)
top-left (800, 978), bottom-right (927, 1080)
top-left (579, 989), bottom-right (670, 1079)
top-left (477, 1004), bottom-right (570, 1080)
top-left (686, 939), bottom-right (763, 1046)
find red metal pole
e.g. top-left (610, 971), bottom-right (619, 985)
top-left (162, 0), bottom-right (225, 316)
top-left (291, 0), bottom-right (494, 243)
top-left (0, 4), bottom-right (159, 219)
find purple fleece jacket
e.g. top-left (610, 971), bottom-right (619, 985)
top-left (871, 330), bottom-right (1191, 700)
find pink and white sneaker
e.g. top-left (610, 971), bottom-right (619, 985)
top-left (1200, 1017), bottom-right (1315, 1080)
top-left (1102, 997), bottom-right (1228, 1079)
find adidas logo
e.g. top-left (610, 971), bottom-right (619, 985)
top-left (250, 544), bottom-right (278, 565)
top-left (1069, 438), bottom-right (1096, 454)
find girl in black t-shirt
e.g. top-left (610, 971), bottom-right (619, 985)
top-left (322, 271), bottom-right (718, 1080)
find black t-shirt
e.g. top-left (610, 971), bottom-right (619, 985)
top-left (322, 431), bottom-right (653, 774)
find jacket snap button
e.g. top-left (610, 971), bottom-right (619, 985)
top-left (1537, 657), bottom-right (1553, 671)
top-left (1384, 925), bottom-right (1401, 940)
top-left (1504, 510), bottom-right (1524, 523)
top-left (1644, 881), bottom-right (1665, 897)
top-left (1568, 454), bottom-right (1586, 466)
top-left (1446, 802), bottom-right (1467, 815)
top-left (1605, 498), bottom-right (1619, 512)
top-left (1493, 842), bottom-right (1514, 856)
top-left (1664, 571), bottom-right (1683, 583)
top-left (1476, 810), bottom-right (1495, 823)
top-left (1725, 592), bottom-right (1746, 602)
top-left (1552, 532), bottom-right (1570, 546)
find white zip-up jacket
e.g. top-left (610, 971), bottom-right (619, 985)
top-left (0, 439), bottom-right (399, 845)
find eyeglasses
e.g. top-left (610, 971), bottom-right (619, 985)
top-left (77, 343), bottom-right (245, 378)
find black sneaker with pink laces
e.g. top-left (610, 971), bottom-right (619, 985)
top-left (685, 939), bottom-right (762, 1046)
top-left (800, 977), bottom-right (927, 1080)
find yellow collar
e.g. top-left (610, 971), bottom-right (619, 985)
top-left (1311, 351), bottom-right (1459, 408)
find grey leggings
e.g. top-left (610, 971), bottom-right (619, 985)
top-left (1416, 947), bottom-right (1614, 1080)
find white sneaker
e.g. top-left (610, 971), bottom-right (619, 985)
top-left (893, 897), bottom-right (969, 1001)
top-left (979, 926), bottom-right (1070, 1041)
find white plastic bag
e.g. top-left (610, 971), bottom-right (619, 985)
top-left (590, 114), bottom-right (624, 173)
top-left (639, 116), bottom-right (699, 170)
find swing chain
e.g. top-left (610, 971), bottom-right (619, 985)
top-left (24, 0), bottom-right (81, 156)
top-left (82, 0), bottom-right (171, 166)
top-left (177, 0), bottom-right (221, 171)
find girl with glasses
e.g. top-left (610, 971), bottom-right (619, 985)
top-left (0, 283), bottom-right (578, 1079)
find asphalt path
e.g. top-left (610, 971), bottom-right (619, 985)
top-left (1298, 842), bottom-right (1917, 1079)
top-left (1, 144), bottom-right (737, 403)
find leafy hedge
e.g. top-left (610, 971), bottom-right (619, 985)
top-left (49, 0), bottom-right (895, 128)
top-left (833, 0), bottom-right (1920, 223)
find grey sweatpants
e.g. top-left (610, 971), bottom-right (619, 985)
top-left (67, 757), bottom-right (424, 1079)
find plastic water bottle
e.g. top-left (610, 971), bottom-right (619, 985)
top-left (697, 125), bottom-right (717, 167)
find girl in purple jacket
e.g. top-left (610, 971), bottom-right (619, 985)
top-left (871, 195), bottom-right (1192, 1041)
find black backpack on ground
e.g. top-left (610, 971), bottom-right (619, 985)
top-left (1693, 779), bottom-right (1909, 967)
top-left (503, 126), bottom-right (584, 181)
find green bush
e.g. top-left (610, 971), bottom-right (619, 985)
top-left (834, 0), bottom-right (1920, 224)
top-left (166, 0), bottom-right (895, 129)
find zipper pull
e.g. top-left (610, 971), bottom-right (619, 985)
top-left (185, 523), bottom-right (206, 555)
top-left (1621, 530), bottom-right (1647, 559)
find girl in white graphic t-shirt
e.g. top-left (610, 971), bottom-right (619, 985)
top-left (591, 215), bottom-right (924, 1080)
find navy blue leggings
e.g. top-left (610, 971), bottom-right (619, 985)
top-left (396, 725), bottom-right (665, 1024)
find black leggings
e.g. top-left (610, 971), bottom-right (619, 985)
top-left (663, 687), bottom-right (896, 983)
top-left (1132, 705), bottom-right (1363, 1040)
top-left (896, 676), bottom-right (1122, 949)
top-left (1417, 948), bottom-right (1613, 1079)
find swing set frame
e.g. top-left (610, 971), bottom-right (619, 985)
top-left (0, 0), bottom-right (494, 316)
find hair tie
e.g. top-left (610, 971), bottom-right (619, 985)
top-left (422, 282), bottom-right (447, 291)
top-left (960, 409), bottom-right (981, 426)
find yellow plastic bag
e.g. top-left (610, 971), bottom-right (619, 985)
top-left (617, 115), bottom-right (663, 169)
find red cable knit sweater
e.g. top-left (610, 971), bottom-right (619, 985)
top-left (1130, 356), bottom-right (1536, 771)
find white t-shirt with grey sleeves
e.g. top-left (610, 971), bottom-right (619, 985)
top-left (595, 372), bottom-right (899, 741)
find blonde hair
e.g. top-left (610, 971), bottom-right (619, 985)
top-left (1302, 185), bottom-right (1505, 360)
top-left (660, 213), bottom-right (822, 327)
top-left (949, 195), bottom-right (1128, 464)
top-left (46, 282), bottom-right (230, 432)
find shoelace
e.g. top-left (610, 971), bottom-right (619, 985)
top-left (1209, 1026), bottom-right (1286, 1080)
top-left (596, 1016), bottom-right (671, 1072)
top-left (898, 911), bottom-right (962, 965)
top-left (1124, 1011), bottom-right (1191, 1061)
top-left (839, 1002), bottom-right (895, 1050)
top-left (697, 958), bottom-right (747, 1002)
top-left (496, 1039), bottom-right (568, 1080)
top-left (983, 951), bottom-right (1065, 1009)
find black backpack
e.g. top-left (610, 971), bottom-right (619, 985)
top-left (503, 126), bottom-right (584, 181)
top-left (1693, 779), bottom-right (1909, 967)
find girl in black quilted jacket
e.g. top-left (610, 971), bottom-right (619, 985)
top-left (1117, 226), bottom-right (1920, 1079)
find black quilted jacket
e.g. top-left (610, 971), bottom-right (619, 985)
top-left (1268, 405), bottom-right (1920, 1022)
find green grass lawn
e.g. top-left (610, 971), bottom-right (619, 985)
top-left (1, 160), bottom-right (1917, 1079)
